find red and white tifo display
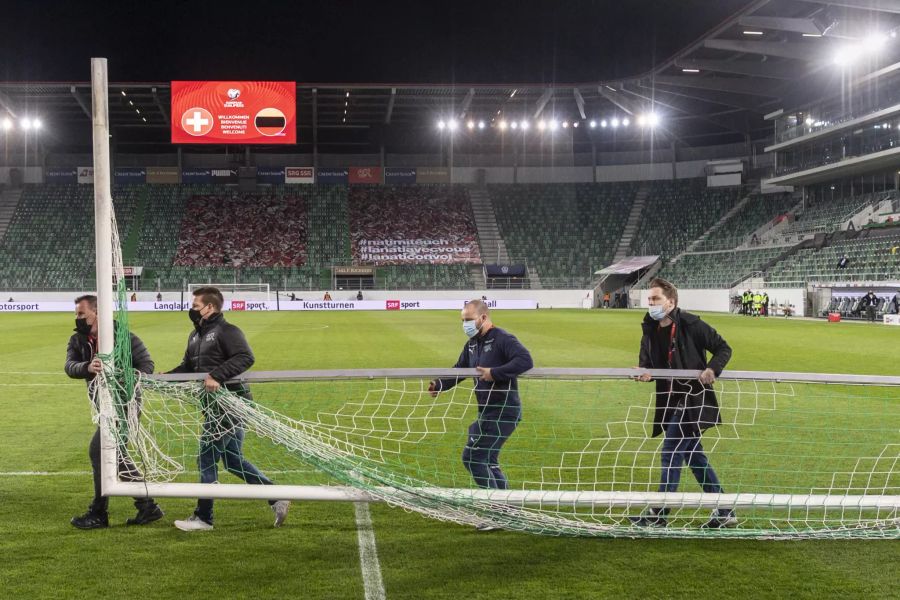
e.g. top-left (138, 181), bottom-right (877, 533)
top-left (170, 81), bottom-right (296, 144)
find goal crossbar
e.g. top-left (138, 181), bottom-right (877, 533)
top-left (103, 367), bottom-right (900, 507)
top-left (151, 368), bottom-right (900, 387)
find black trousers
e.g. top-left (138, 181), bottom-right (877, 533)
top-left (866, 306), bottom-right (876, 322)
top-left (88, 427), bottom-right (155, 513)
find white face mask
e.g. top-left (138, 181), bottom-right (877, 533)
top-left (462, 319), bottom-right (480, 338)
top-left (648, 304), bottom-right (669, 321)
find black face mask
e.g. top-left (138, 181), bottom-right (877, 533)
top-left (188, 308), bottom-right (203, 327)
top-left (75, 318), bottom-right (92, 336)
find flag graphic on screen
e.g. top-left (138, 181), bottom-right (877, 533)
top-left (255, 108), bottom-right (287, 136)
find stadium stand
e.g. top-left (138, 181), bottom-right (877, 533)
top-left (0, 184), bottom-right (139, 289)
top-left (696, 193), bottom-right (796, 251)
top-left (304, 184), bottom-right (351, 267)
top-left (377, 264), bottom-right (474, 290)
top-left (655, 246), bottom-right (789, 289)
top-left (489, 182), bottom-right (637, 286)
top-left (781, 191), bottom-right (890, 235)
top-left (143, 185), bottom-right (338, 290)
top-left (348, 185), bottom-right (481, 266)
top-left (0, 183), bottom-right (485, 291)
top-left (766, 232), bottom-right (900, 286)
top-left (630, 179), bottom-right (744, 259)
top-left (1, 180), bottom-right (896, 294)
top-left (133, 185), bottom-right (187, 288)
top-left (173, 192), bottom-right (308, 267)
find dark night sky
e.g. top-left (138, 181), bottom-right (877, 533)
top-left (1, 1), bottom-right (753, 84)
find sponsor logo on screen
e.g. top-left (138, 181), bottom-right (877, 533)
top-left (386, 300), bottom-right (401, 310)
top-left (225, 88), bottom-right (243, 106)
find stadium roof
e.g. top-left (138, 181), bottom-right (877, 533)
top-left (2, 0), bottom-right (899, 154)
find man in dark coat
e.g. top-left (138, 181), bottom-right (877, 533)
top-left (632, 278), bottom-right (736, 529)
top-left (65, 294), bottom-right (163, 529)
top-left (861, 290), bottom-right (878, 322)
top-left (168, 287), bottom-right (290, 531)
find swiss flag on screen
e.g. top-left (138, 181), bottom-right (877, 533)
top-left (231, 300), bottom-right (246, 311)
top-left (386, 300), bottom-right (400, 310)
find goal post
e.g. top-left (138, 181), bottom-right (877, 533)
top-left (90, 57), bottom-right (120, 500)
top-left (96, 366), bottom-right (900, 539)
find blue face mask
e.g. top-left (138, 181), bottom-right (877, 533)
top-left (462, 319), bottom-right (480, 338)
top-left (648, 304), bottom-right (669, 321)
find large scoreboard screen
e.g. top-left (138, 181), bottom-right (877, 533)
top-left (170, 81), bottom-right (296, 144)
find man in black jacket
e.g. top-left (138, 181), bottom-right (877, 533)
top-left (632, 278), bottom-right (736, 529)
top-left (168, 287), bottom-right (289, 531)
top-left (429, 300), bottom-right (533, 500)
top-left (65, 294), bottom-right (163, 529)
top-left (861, 290), bottom-right (878, 322)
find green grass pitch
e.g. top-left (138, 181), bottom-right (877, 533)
top-left (0, 308), bottom-right (898, 599)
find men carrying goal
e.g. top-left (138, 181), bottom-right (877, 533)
top-left (429, 300), bottom-right (533, 497)
top-left (633, 278), bottom-right (737, 529)
top-left (65, 294), bottom-right (164, 529)
top-left (167, 287), bottom-right (290, 531)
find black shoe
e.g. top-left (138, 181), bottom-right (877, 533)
top-left (701, 509), bottom-right (738, 529)
top-left (71, 510), bottom-right (109, 530)
top-left (126, 503), bottom-right (164, 526)
top-left (628, 507), bottom-right (668, 528)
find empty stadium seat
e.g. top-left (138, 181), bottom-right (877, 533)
top-left (488, 182), bottom-right (636, 286)
top-left (655, 247), bottom-right (787, 289)
top-left (766, 234), bottom-right (900, 286)
top-left (697, 193), bottom-right (796, 251)
top-left (630, 179), bottom-right (743, 259)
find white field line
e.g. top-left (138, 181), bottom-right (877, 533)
top-left (354, 502), bottom-right (387, 600)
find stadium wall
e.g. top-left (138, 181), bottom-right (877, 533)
top-left (8, 160), bottom-right (713, 185)
top-left (316, 289), bottom-right (593, 308)
top-left (0, 289), bottom-right (594, 310)
top-left (450, 161), bottom-right (708, 184)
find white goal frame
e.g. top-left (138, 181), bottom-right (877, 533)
top-left (100, 366), bottom-right (900, 509)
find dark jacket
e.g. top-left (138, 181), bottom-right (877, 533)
top-left (639, 308), bottom-right (732, 438)
top-left (435, 326), bottom-right (533, 412)
top-left (65, 325), bottom-right (154, 406)
top-left (861, 293), bottom-right (878, 307)
top-left (168, 312), bottom-right (255, 396)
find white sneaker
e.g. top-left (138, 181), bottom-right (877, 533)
top-left (174, 515), bottom-right (213, 531)
top-left (272, 500), bottom-right (291, 528)
top-left (475, 524), bottom-right (499, 532)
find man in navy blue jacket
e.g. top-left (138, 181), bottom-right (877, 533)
top-left (429, 299), bottom-right (533, 492)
